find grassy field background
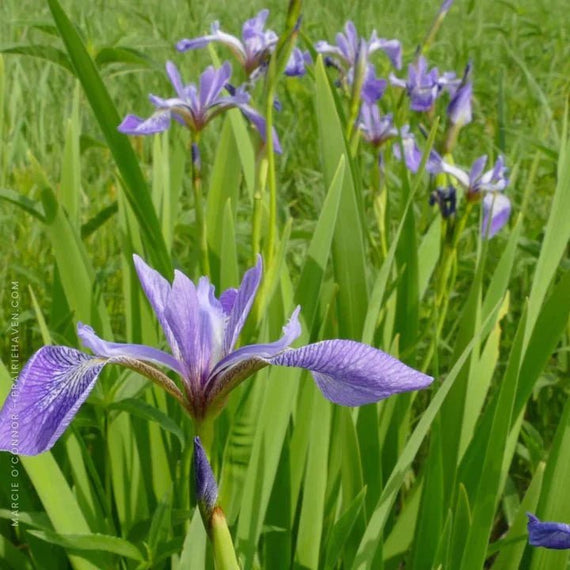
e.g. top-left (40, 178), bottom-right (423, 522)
top-left (0, 0), bottom-right (569, 568)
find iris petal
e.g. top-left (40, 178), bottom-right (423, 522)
top-left (78, 323), bottom-right (182, 375)
top-left (0, 347), bottom-right (106, 455)
top-left (528, 513), bottom-right (570, 549)
top-left (223, 255), bottom-right (263, 354)
top-left (482, 193), bottom-right (511, 238)
top-left (269, 340), bottom-right (433, 406)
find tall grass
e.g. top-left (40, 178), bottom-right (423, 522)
top-left (0, 0), bottom-right (569, 568)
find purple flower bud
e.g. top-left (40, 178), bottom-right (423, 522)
top-left (194, 437), bottom-right (218, 522)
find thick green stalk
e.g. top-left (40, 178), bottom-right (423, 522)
top-left (192, 138), bottom-right (210, 275)
top-left (211, 508), bottom-right (240, 570)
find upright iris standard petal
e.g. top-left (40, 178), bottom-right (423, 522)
top-left (0, 347), bottom-right (107, 455)
top-left (527, 514), bottom-right (570, 549)
top-left (268, 340), bottom-right (433, 406)
top-left (447, 63), bottom-right (472, 126)
top-left (223, 256), bottom-right (262, 354)
top-left (482, 193), bottom-right (511, 238)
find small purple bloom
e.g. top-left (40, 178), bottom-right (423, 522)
top-left (316, 21), bottom-right (402, 71)
top-left (194, 436), bottom-right (218, 521)
top-left (528, 513), bottom-right (570, 549)
top-left (439, 0), bottom-right (455, 14)
top-left (118, 61), bottom-right (280, 152)
top-left (432, 154), bottom-right (511, 238)
top-left (393, 126), bottom-right (423, 173)
top-left (447, 62), bottom-right (472, 126)
top-left (0, 256), bottom-right (433, 455)
top-left (284, 48), bottom-right (312, 77)
top-left (390, 56), bottom-right (459, 112)
top-left (359, 103), bottom-right (397, 147)
top-left (177, 10), bottom-right (278, 77)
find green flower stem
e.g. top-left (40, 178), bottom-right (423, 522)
top-left (191, 136), bottom-right (210, 276)
top-left (251, 154), bottom-right (268, 263)
top-left (422, 202), bottom-right (472, 374)
top-left (210, 508), bottom-right (240, 570)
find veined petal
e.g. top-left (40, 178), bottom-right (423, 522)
top-left (199, 62), bottom-right (232, 109)
top-left (164, 270), bottom-right (203, 385)
top-left (219, 288), bottom-right (238, 314)
top-left (315, 41), bottom-right (344, 60)
top-left (133, 255), bottom-right (181, 359)
top-left (0, 347), bottom-right (107, 455)
top-left (118, 111), bottom-right (171, 135)
top-left (166, 61), bottom-right (185, 98)
top-left (469, 155), bottom-right (488, 185)
top-left (206, 307), bottom-right (302, 399)
top-left (77, 323), bottom-right (183, 375)
top-left (527, 513), bottom-right (570, 549)
top-left (482, 193), bottom-right (511, 239)
top-left (237, 104), bottom-right (282, 153)
top-left (223, 256), bottom-right (262, 354)
top-left (269, 340), bottom-right (433, 406)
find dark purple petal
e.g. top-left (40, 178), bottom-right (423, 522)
top-left (77, 323), bottom-right (182, 375)
top-left (481, 193), bottom-right (511, 239)
top-left (118, 112), bottom-right (171, 135)
top-left (223, 256), bottom-right (262, 354)
top-left (0, 347), bottom-right (106, 455)
top-left (269, 340), bottom-right (433, 406)
top-left (193, 436), bottom-right (218, 519)
top-left (528, 513), bottom-right (570, 549)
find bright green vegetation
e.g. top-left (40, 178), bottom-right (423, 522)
top-left (0, 0), bottom-right (569, 568)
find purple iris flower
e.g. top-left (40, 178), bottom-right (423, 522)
top-left (359, 103), bottom-right (397, 147)
top-left (392, 126), bottom-right (424, 173)
top-left (118, 61), bottom-right (280, 152)
top-left (390, 56), bottom-right (459, 112)
top-left (447, 62), bottom-right (473, 127)
top-left (527, 513), bottom-right (570, 549)
top-left (176, 10), bottom-right (278, 77)
top-left (284, 48), bottom-right (312, 77)
top-left (433, 154), bottom-right (511, 238)
top-left (0, 256), bottom-right (432, 456)
top-left (316, 21), bottom-right (402, 71)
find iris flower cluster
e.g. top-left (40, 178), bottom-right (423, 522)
top-left (317, 15), bottom-right (511, 240)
